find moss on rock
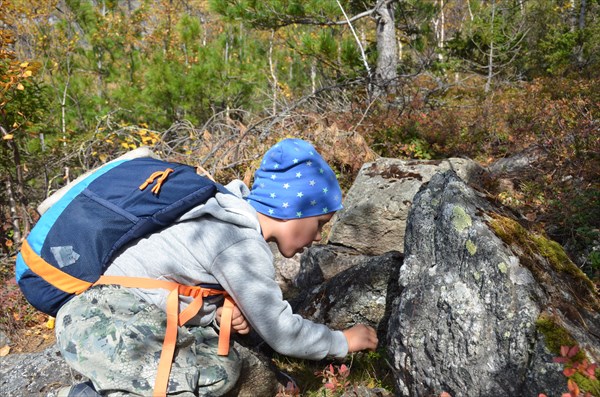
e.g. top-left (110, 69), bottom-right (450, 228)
top-left (535, 312), bottom-right (579, 356)
top-left (489, 214), bottom-right (596, 293)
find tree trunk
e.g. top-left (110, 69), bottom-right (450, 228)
top-left (268, 29), bottom-right (278, 116)
top-left (374, 0), bottom-right (399, 95)
top-left (0, 125), bottom-right (28, 245)
top-left (4, 177), bottom-right (21, 245)
top-left (485, 0), bottom-right (496, 93)
top-left (579, 0), bottom-right (587, 31)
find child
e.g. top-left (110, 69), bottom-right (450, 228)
top-left (56, 138), bottom-right (378, 396)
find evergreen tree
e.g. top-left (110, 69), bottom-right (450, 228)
top-left (210, 0), bottom-right (401, 95)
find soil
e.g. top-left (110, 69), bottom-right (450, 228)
top-left (2, 322), bottom-right (56, 355)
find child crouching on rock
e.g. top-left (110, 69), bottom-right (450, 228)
top-left (56, 138), bottom-right (378, 396)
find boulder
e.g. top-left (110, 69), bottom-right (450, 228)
top-left (0, 344), bottom-right (84, 397)
top-left (0, 341), bottom-right (279, 397)
top-left (328, 158), bottom-right (486, 255)
top-left (294, 247), bottom-right (403, 337)
top-left (294, 245), bottom-right (374, 291)
top-left (387, 170), bottom-right (600, 397)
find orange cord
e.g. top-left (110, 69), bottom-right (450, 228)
top-left (139, 168), bottom-right (174, 195)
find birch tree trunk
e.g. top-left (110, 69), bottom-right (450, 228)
top-left (268, 29), bottom-right (278, 116)
top-left (374, 0), bottom-right (399, 95)
top-left (0, 125), bottom-right (28, 245)
top-left (485, 0), bottom-right (496, 93)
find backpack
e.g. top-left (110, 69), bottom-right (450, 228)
top-left (15, 155), bottom-right (236, 397)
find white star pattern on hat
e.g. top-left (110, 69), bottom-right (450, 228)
top-left (247, 138), bottom-right (343, 220)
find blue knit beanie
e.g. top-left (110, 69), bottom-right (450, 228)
top-left (246, 139), bottom-right (343, 219)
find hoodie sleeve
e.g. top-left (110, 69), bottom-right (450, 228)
top-left (207, 238), bottom-right (349, 360)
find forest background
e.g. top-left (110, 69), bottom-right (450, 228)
top-left (0, 0), bottom-right (599, 391)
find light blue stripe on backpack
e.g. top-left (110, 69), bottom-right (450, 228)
top-left (15, 159), bottom-right (129, 281)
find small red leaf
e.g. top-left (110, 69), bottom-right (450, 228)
top-left (561, 346), bottom-right (570, 357)
top-left (563, 367), bottom-right (576, 377)
top-left (567, 346), bottom-right (580, 358)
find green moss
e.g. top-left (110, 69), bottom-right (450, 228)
top-left (535, 313), bottom-right (579, 355)
top-left (536, 314), bottom-right (600, 396)
top-left (572, 371), bottom-right (600, 397)
top-left (489, 214), bottom-right (596, 292)
top-left (466, 239), bottom-right (477, 255)
top-left (272, 349), bottom-right (395, 396)
top-left (452, 206), bottom-right (472, 232)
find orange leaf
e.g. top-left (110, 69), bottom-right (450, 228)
top-left (441, 392), bottom-right (452, 397)
top-left (567, 379), bottom-right (579, 395)
top-left (563, 367), bottom-right (577, 377)
top-left (0, 345), bottom-right (10, 357)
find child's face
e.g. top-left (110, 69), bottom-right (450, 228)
top-left (276, 213), bottom-right (334, 258)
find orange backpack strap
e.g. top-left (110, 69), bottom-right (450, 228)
top-left (217, 296), bottom-right (235, 356)
top-left (20, 240), bottom-right (92, 294)
top-left (95, 275), bottom-right (234, 397)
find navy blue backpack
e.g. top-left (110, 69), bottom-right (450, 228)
top-left (15, 156), bottom-right (239, 395)
top-left (16, 156), bottom-right (230, 316)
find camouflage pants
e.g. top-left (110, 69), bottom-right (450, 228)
top-left (55, 285), bottom-right (241, 396)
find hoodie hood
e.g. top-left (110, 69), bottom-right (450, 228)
top-left (178, 180), bottom-right (261, 234)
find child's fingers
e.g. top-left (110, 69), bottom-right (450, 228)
top-left (343, 324), bottom-right (379, 352)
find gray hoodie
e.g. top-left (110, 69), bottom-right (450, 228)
top-left (104, 180), bottom-right (348, 360)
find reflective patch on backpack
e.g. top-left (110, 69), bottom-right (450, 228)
top-left (50, 246), bottom-right (80, 268)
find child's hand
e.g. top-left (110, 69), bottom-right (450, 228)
top-left (343, 324), bottom-right (378, 353)
top-left (216, 305), bottom-right (251, 335)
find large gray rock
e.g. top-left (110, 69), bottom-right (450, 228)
top-left (387, 170), bottom-right (600, 397)
top-left (0, 344), bottom-right (84, 397)
top-left (328, 158), bottom-right (486, 255)
top-left (0, 341), bottom-right (280, 397)
top-left (295, 247), bottom-right (403, 337)
top-left (294, 245), bottom-right (374, 291)
top-left (223, 343), bottom-right (280, 397)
